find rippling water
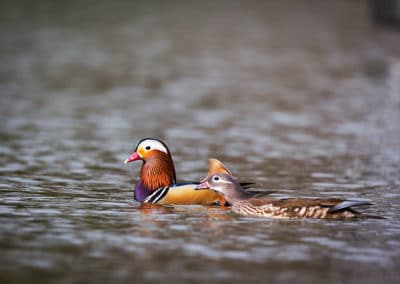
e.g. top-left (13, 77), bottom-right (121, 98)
top-left (1, 1), bottom-right (400, 283)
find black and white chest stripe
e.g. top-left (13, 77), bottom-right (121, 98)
top-left (144, 186), bottom-right (170, 204)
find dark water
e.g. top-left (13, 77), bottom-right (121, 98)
top-left (1, 1), bottom-right (400, 283)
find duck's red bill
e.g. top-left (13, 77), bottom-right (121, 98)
top-left (124, 152), bottom-right (140, 164)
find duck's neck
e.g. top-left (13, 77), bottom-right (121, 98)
top-left (224, 186), bottom-right (250, 205)
top-left (140, 155), bottom-right (176, 191)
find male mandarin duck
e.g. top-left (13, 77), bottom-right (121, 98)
top-left (125, 138), bottom-right (237, 205)
top-left (196, 173), bottom-right (379, 219)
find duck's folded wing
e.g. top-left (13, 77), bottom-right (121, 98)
top-left (145, 184), bottom-right (227, 206)
top-left (327, 200), bottom-right (372, 213)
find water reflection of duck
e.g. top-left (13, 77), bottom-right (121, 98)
top-left (196, 173), bottom-right (379, 219)
top-left (124, 138), bottom-right (265, 206)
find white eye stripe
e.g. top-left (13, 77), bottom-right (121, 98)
top-left (140, 140), bottom-right (168, 154)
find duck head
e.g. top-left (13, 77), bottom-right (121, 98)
top-left (196, 173), bottom-right (247, 204)
top-left (125, 138), bottom-right (176, 190)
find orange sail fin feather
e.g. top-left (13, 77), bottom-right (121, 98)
top-left (202, 158), bottom-right (232, 179)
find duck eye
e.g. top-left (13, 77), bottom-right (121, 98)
top-left (213, 176), bottom-right (220, 181)
top-left (145, 146), bottom-right (151, 150)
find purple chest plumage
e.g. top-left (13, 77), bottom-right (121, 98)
top-left (134, 180), bottom-right (153, 202)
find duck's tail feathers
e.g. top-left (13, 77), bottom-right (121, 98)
top-left (328, 200), bottom-right (371, 213)
top-left (328, 200), bottom-right (385, 219)
top-left (328, 200), bottom-right (372, 213)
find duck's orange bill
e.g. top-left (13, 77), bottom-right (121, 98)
top-left (124, 152), bottom-right (140, 164)
top-left (195, 181), bottom-right (210, 190)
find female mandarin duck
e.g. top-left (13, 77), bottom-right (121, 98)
top-left (125, 138), bottom-right (236, 205)
top-left (196, 173), bottom-right (378, 219)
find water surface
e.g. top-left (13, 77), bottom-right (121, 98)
top-left (1, 1), bottom-right (400, 283)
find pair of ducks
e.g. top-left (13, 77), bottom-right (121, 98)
top-left (125, 138), bottom-right (374, 219)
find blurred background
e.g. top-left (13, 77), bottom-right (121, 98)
top-left (1, 1), bottom-right (400, 283)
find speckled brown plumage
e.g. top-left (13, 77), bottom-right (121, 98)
top-left (231, 198), bottom-right (363, 219)
top-left (196, 173), bottom-right (376, 219)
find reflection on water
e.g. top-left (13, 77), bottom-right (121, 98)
top-left (1, 0), bottom-right (400, 283)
